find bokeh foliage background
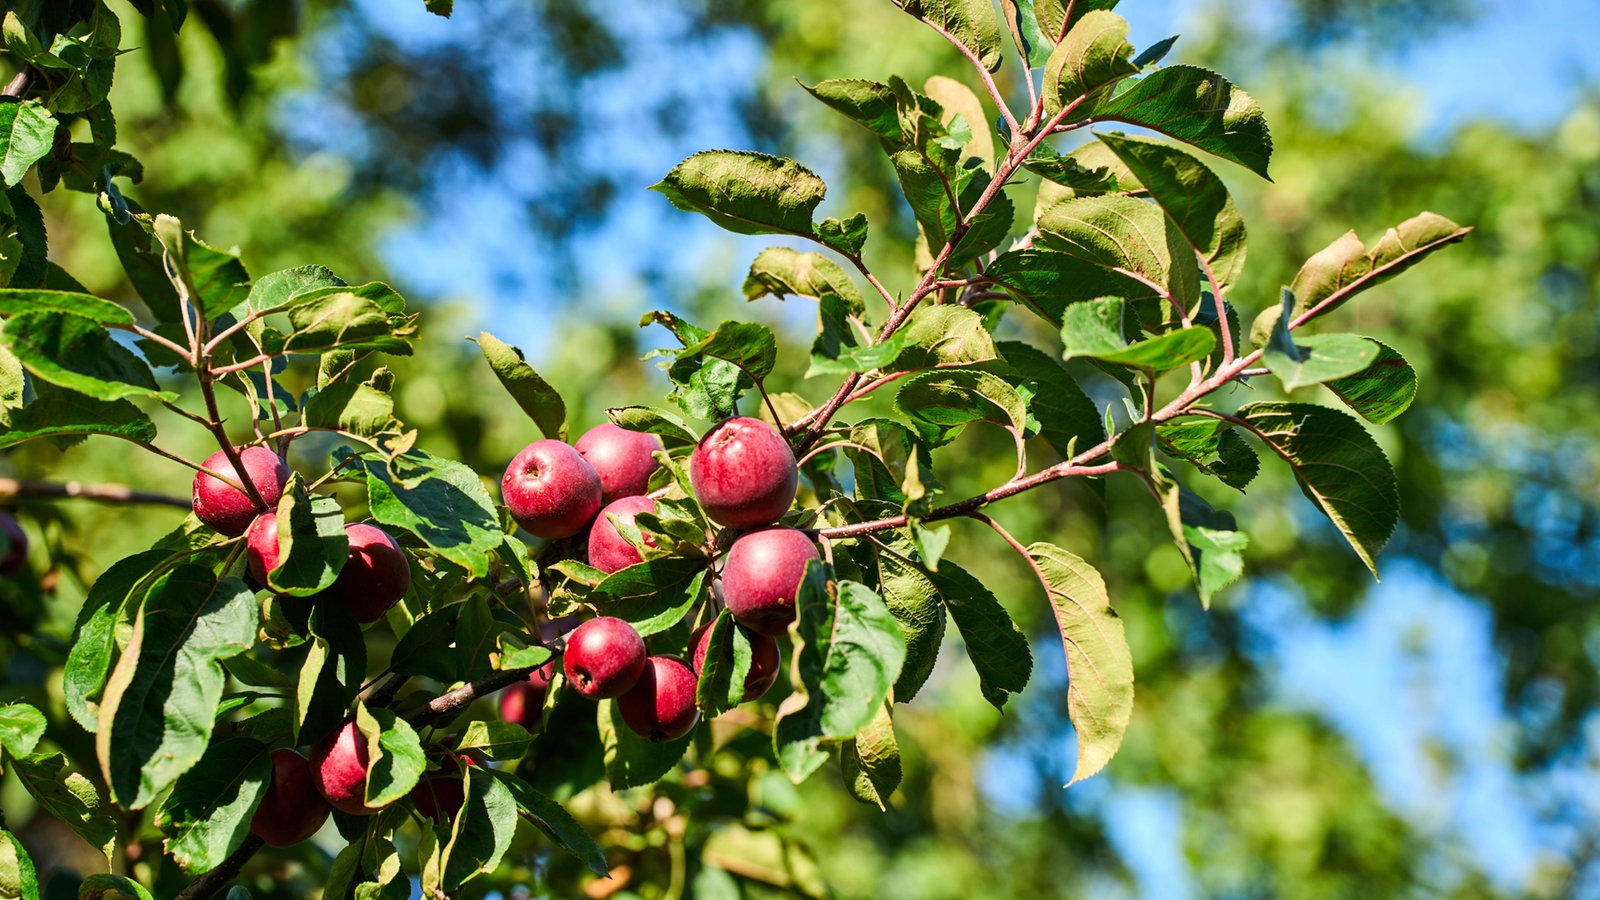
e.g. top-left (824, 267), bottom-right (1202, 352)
top-left (3, 0), bottom-right (1597, 897)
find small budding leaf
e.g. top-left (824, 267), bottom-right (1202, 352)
top-left (1263, 289), bottom-right (1379, 391)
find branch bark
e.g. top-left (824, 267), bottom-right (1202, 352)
top-left (173, 834), bottom-right (264, 900)
top-left (0, 478), bottom-right (192, 509)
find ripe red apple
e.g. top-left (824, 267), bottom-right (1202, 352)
top-left (498, 661), bottom-right (556, 731)
top-left (245, 511), bottom-right (282, 585)
top-left (0, 510), bottom-right (27, 574)
top-left (689, 417), bottom-right (798, 529)
top-left (309, 719), bottom-right (387, 816)
top-left (575, 423), bottom-right (663, 504)
top-left (719, 527), bottom-right (819, 636)
top-left (332, 523), bottom-right (411, 623)
top-left (501, 439), bottom-right (603, 539)
top-left (618, 656), bottom-right (700, 742)
top-left (410, 752), bottom-right (481, 822)
top-left (250, 748), bottom-right (330, 847)
top-left (586, 495), bottom-right (658, 574)
top-left (192, 446), bottom-right (291, 536)
top-left (562, 616), bottom-right (647, 699)
top-left (691, 621), bottom-right (782, 702)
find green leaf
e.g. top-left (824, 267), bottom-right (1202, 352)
top-left (1097, 132), bottom-right (1248, 293)
top-left (1287, 211), bottom-right (1471, 322)
top-left (894, 156), bottom-right (1013, 271)
top-left (455, 721), bottom-right (534, 761)
top-left (0, 703), bottom-right (46, 759)
top-left (0, 290), bottom-right (134, 325)
top-left (65, 550), bottom-right (171, 732)
top-left (1156, 419), bottom-right (1258, 491)
top-left (0, 827), bottom-right (40, 900)
top-left (597, 698), bottom-right (694, 789)
top-left (605, 406), bottom-right (697, 449)
top-left (984, 248), bottom-right (1156, 326)
top-left (266, 480), bottom-right (348, 595)
top-left (151, 216), bottom-right (250, 322)
top-left (1326, 339), bottom-right (1417, 425)
top-left (808, 293), bottom-right (905, 377)
top-left (281, 286), bottom-right (413, 355)
top-left (1042, 10), bottom-right (1138, 117)
top-left (873, 534), bottom-right (947, 702)
top-left (96, 568), bottom-right (255, 808)
top-left (774, 562), bottom-right (906, 783)
top-left (1061, 297), bottom-right (1214, 370)
top-left (743, 248), bottom-right (865, 315)
top-left (930, 562), bottom-right (1032, 710)
top-left (424, 0), bottom-right (453, 16)
top-left (295, 604), bottom-right (365, 745)
top-left (0, 380), bottom-right (157, 450)
top-left (77, 874), bottom-right (155, 900)
top-left (678, 320), bottom-right (779, 384)
top-left (896, 368), bottom-right (1029, 446)
top-left (1023, 142), bottom-right (1130, 195)
top-left (1027, 542), bottom-right (1132, 784)
top-left (358, 450), bottom-right (502, 579)
top-left (302, 377), bottom-right (396, 438)
top-left (896, 0), bottom-right (1005, 71)
top-left (489, 770), bottom-right (609, 876)
top-left (1034, 0), bottom-right (1119, 43)
top-left (1263, 289), bottom-right (1379, 391)
top-left (589, 559), bottom-right (707, 637)
top-left (695, 610), bottom-right (754, 717)
top-left (844, 419), bottom-right (930, 505)
top-left (10, 752), bottom-right (118, 866)
top-left (996, 341), bottom-right (1104, 460)
top-left (818, 213), bottom-right (869, 257)
top-left (802, 79), bottom-right (902, 144)
top-left (1159, 481), bottom-right (1249, 606)
top-left (356, 705), bottom-right (425, 809)
top-left (1094, 65), bottom-right (1273, 179)
top-left (0, 101), bottom-right (56, 187)
top-left (237, 265), bottom-right (342, 317)
top-left (477, 332), bottom-right (566, 440)
top-left (841, 702), bottom-right (901, 810)
top-left (441, 769), bottom-right (517, 888)
top-left (1, 311), bottom-right (170, 403)
top-left (153, 737), bottom-right (271, 875)
top-left (1237, 402), bottom-right (1399, 575)
top-left (894, 305), bottom-right (998, 371)
top-left (652, 150), bottom-right (826, 239)
top-left (105, 203), bottom-right (181, 324)
top-left (1036, 194), bottom-right (1196, 306)
top-left (924, 74), bottom-right (995, 169)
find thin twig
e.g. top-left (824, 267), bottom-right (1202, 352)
top-left (0, 478), bottom-right (191, 509)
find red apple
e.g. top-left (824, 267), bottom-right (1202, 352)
top-left (719, 527), bottom-right (819, 636)
top-left (332, 523), bottom-right (410, 623)
top-left (501, 439), bottom-right (603, 539)
top-left (689, 417), bottom-right (798, 529)
top-left (575, 423), bottom-right (663, 504)
top-left (691, 621), bottom-right (782, 702)
top-left (587, 495), bottom-right (658, 574)
top-left (192, 446), bottom-right (291, 536)
top-left (0, 510), bottom-right (27, 574)
top-left (618, 656), bottom-right (700, 742)
top-left (410, 752), bottom-right (481, 822)
top-left (562, 616), bottom-right (647, 699)
top-left (309, 719), bottom-right (387, 816)
top-left (498, 661), bottom-right (556, 731)
top-left (250, 749), bottom-right (330, 847)
top-left (245, 511), bottom-right (282, 585)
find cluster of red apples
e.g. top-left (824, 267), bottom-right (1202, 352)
top-left (499, 417), bottom-right (815, 742)
top-left (189, 445), bottom-right (422, 846)
top-left (190, 414), bottom-right (821, 848)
